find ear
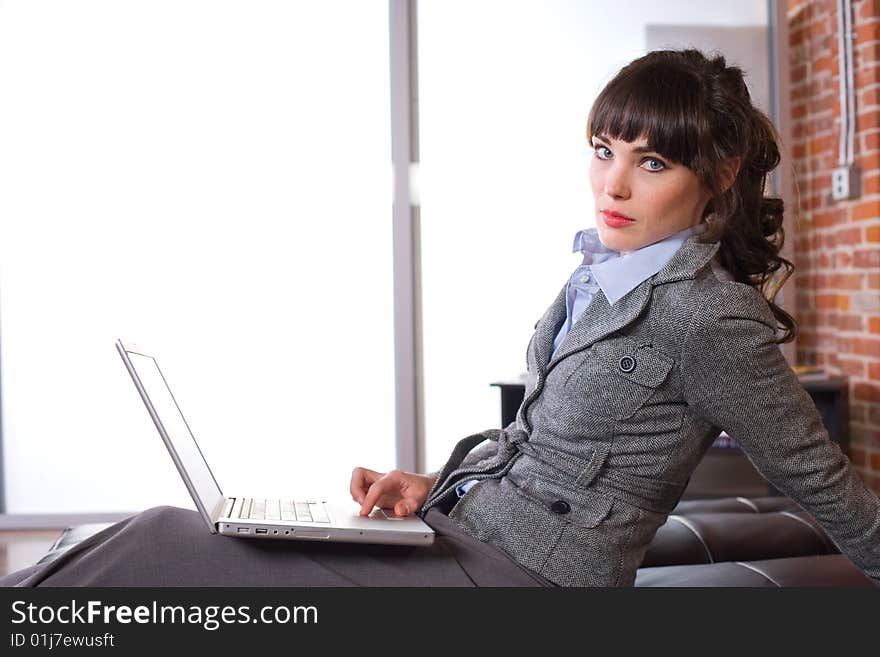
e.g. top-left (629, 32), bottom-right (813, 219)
top-left (719, 156), bottom-right (741, 193)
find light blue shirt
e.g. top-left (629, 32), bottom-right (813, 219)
top-left (454, 223), bottom-right (704, 498)
top-left (550, 222), bottom-right (705, 359)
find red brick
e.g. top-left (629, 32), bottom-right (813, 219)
top-left (814, 54), bottom-right (834, 75)
top-left (809, 134), bottom-right (833, 155)
top-left (816, 332), bottom-right (837, 350)
top-left (796, 294), bottom-right (814, 311)
top-left (857, 109), bottom-right (880, 132)
top-left (871, 450), bottom-right (880, 471)
top-left (853, 249), bottom-right (880, 267)
top-left (836, 225), bottom-right (864, 245)
top-left (870, 361), bottom-right (880, 379)
top-left (859, 0), bottom-right (880, 21)
top-left (829, 273), bottom-right (864, 289)
top-left (868, 274), bottom-right (880, 290)
top-left (858, 41), bottom-right (880, 64)
top-left (865, 128), bottom-right (880, 149)
top-left (858, 21), bottom-right (880, 44)
top-left (853, 199), bottom-right (880, 221)
top-left (814, 210), bottom-right (840, 227)
top-left (839, 357), bottom-right (867, 376)
top-left (827, 352), bottom-right (841, 371)
top-left (867, 224), bottom-right (880, 242)
top-left (812, 118), bottom-right (835, 138)
top-left (836, 335), bottom-right (853, 352)
top-left (814, 171), bottom-right (832, 187)
top-left (854, 382), bottom-right (880, 402)
top-left (816, 293), bottom-right (838, 310)
top-left (853, 336), bottom-right (880, 357)
top-left (836, 314), bottom-right (865, 331)
top-left (797, 311), bottom-right (816, 328)
top-left (864, 172), bottom-right (880, 195)
top-left (810, 19), bottom-right (831, 41)
top-left (859, 153), bottom-right (878, 172)
top-left (857, 68), bottom-right (880, 88)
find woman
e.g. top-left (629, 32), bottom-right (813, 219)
top-left (4, 48), bottom-right (879, 587)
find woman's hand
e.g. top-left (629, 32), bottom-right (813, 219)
top-left (350, 467), bottom-right (437, 517)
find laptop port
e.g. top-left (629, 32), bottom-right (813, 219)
top-left (255, 528), bottom-right (268, 534)
top-left (237, 527), bottom-right (249, 533)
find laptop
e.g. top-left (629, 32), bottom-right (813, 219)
top-left (116, 339), bottom-right (435, 546)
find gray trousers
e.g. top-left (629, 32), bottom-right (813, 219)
top-left (0, 506), bottom-right (557, 587)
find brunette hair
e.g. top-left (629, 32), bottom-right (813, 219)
top-left (586, 48), bottom-right (797, 343)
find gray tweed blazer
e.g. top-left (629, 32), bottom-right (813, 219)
top-left (419, 234), bottom-right (880, 587)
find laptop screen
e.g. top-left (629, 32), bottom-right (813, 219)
top-left (121, 345), bottom-right (225, 521)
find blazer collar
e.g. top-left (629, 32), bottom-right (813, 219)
top-left (534, 236), bottom-right (721, 370)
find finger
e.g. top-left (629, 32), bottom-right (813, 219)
top-left (349, 469), bottom-right (366, 504)
top-left (394, 493), bottom-right (422, 517)
top-left (350, 468), bottom-right (379, 504)
top-left (359, 479), bottom-right (389, 516)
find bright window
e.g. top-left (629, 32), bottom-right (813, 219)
top-left (0, 0), bottom-right (394, 512)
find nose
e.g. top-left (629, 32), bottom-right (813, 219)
top-left (603, 162), bottom-right (631, 200)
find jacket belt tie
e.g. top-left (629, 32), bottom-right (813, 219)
top-left (418, 428), bottom-right (528, 518)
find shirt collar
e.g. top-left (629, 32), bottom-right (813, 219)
top-left (571, 223), bottom-right (705, 306)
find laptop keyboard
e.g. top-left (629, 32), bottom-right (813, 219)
top-left (231, 498), bottom-right (330, 523)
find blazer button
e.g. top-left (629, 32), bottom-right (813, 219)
top-left (550, 500), bottom-right (571, 515)
top-left (618, 355), bottom-right (636, 373)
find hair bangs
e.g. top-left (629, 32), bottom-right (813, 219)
top-left (587, 64), bottom-right (711, 169)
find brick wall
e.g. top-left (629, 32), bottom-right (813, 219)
top-left (788, 0), bottom-right (880, 492)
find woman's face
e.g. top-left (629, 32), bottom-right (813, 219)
top-left (588, 133), bottom-right (712, 255)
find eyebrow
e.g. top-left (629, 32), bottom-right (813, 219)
top-left (592, 135), bottom-right (661, 156)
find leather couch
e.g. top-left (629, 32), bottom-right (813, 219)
top-left (34, 496), bottom-right (876, 587)
top-left (635, 495), bottom-right (874, 587)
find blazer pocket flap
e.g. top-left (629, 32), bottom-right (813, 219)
top-left (516, 475), bottom-right (614, 529)
top-left (598, 339), bottom-right (673, 388)
top-left (515, 441), bottom-right (610, 489)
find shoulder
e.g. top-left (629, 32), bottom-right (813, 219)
top-left (651, 252), bottom-right (774, 330)
top-left (685, 254), bottom-right (775, 327)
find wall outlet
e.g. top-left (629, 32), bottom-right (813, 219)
top-left (831, 165), bottom-right (861, 200)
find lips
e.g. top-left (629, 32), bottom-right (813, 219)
top-left (601, 210), bottom-right (636, 228)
